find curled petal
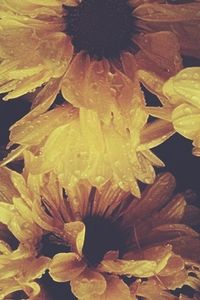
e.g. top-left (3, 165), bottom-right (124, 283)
top-left (64, 221), bottom-right (85, 256)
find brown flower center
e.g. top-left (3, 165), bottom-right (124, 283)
top-left (82, 215), bottom-right (125, 267)
top-left (64, 0), bottom-right (136, 59)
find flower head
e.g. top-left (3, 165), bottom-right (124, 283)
top-left (0, 164), bottom-right (199, 299)
top-left (1, 0), bottom-right (200, 119)
top-left (2, 102), bottom-right (174, 197)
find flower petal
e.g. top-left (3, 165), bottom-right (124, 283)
top-left (98, 258), bottom-right (157, 277)
top-left (135, 31), bottom-right (182, 78)
top-left (64, 221), bottom-right (85, 256)
top-left (97, 276), bottom-right (132, 300)
top-left (135, 3), bottom-right (200, 58)
top-left (0, 167), bottom-right (19, 203)
top-left (49, 252), bottom-right (85, 282)
top-left (163, 67), bottom-right (200, 109)
top-left (70, 269), bottom-right (107, 298)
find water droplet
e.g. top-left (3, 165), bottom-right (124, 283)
top-left (193, 72), bottom-right (199, 80)
top-left (95, 176), bottom-right (105, 185)
top-left (191, 96), bottom-right (199, 104)
top-left (114, 161), bottom-right (120, 168)
top-left (180, 72), bottom-right (188, 79)
top-left (184, 107), bottom-right (192, 114)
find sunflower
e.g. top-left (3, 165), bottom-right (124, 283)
top-left (1, 0), bottom-right (199, 119)
top-left (1, 103), bottom-right (174, 197)
top-left (142, 67), bottom-right (200, 157)
top-left (0, 163), bottom-right (200, 299)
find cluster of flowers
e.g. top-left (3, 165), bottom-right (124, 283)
top-left (0, 0), bottom-right (200, 299)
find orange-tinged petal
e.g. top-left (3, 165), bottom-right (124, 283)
top-left (170, 236), bottom-right (200, 263)
top-left (125, 173), bottom-right (176, 221)
top-left (139, 119), bottom-right (175, 150)
top-left (158, 254), bottom-right (185, 277)
top-left (159, 268), bottom-right (187, 290)
top-left (134, 3), bottom-right (200, 22)
top-left (135, 31), bottom-right (182, 78)
top-left (138, 69), bottom-right (166, 102)
top-left (135, 3), bottom-right (200, 58)
top-left (49, 252), bottom-right (86, 282)
top-left (62, 52), bottom-right (136, 123)
top-left (21, 256), bottom-right (50, 282)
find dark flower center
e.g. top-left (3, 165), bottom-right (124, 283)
top-left (82, 215), bottom-right (125, 267)
top-left (64, 0), bottom-right (136, 59)
top-left (33, 217), bottom-right (124, 298)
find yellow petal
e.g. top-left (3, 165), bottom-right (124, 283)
top-left (163, 67), bottom-right (200, 108)
top-left (10, 105), bottom-right (78, 146)
top-left (49, 252), bottom-right (85, 282)
top-left (172, 104), bottom-right (200, 140)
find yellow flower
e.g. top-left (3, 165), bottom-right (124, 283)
top-left (2, 103), bottom-right (174, 197)
top-left (1, 0), bottom-right (199, 119)
top-left (143, 67), bottom-right (200, 156)
top-left (0, 164), bottom-right (199, 299)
